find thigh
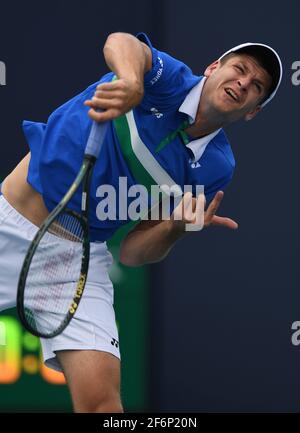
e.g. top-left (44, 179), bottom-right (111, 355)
top-left (0, 197), bottom-right (35, 311)
top-left (56, 349), bottom-right (123, 413)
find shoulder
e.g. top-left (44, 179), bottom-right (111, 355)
top-left (136, 32), bottom-right (197, 90)
top-left (212, 129), bottom-right (235, 171)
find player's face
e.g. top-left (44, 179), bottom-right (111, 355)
top-left (203, 54), bottom-right (272, 122)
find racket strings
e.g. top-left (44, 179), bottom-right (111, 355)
top-left (23, 211), bottom-right (85, 335)
top-left (48, 213), bottom-right (84, 242)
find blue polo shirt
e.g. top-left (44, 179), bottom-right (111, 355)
top-left (23, 33), bottom-right (235, 242)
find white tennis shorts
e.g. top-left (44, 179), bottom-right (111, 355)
top-left (0, 195), bottom-right (120, 372)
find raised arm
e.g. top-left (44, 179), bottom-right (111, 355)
top-left (84, 32), bottom-right (152, 122)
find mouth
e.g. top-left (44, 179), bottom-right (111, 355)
top-left (224, 87), bottom-right (240, 102)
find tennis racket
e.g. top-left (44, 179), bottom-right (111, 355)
top-left (16, 119), bottom-right (108, 338)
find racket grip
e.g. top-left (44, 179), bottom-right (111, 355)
top-left (85, 119), bottom-right (108, 158)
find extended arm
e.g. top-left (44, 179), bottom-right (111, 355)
top-left (120, 191), bottom-right (238, 267)
top-left (84, 32), bottom-right (152, 122)
top-left (120, 218), bottom-right (186, 267)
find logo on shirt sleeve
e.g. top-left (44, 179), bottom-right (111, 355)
top-left (150, 57), bottom-right (164, 85)
top-left (150, 107), bottom-right (163, 119)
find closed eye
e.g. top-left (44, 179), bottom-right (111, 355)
top-left (234, 65), bottom-right (244, 73)
top-left (254, 82), bottom-right (262, 93)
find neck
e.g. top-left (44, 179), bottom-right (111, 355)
top-left (185, 79), bottom-right (229, 138)
top-left (185, 112), bottom-right (224, 138)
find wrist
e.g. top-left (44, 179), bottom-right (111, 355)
top-left (126, 76), bottom-right (144, 97)
top-left (115, 75), bottom-right (144, 106)
top-left (166, 218), bottom-right (186, 239)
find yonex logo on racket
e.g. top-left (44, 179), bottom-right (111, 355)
top-left (69, 276), bottom-right (86, 314)
top-left (69, 302), bottom-right (78, 315)
top-left (75, 275), bottom-right (86, 299)
top-left (0, 61), bottom-right (6, 86)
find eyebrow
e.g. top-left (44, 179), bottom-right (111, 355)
top-left (237, 61), bottom-right (265, 87)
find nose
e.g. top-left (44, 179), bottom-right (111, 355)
top-left (237, 77), bottom-right (251, 91)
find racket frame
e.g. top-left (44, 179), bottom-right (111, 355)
top-left (17, 154), bottom-right (96, 338)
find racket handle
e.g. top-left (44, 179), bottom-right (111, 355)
top-left (85, 119), bottom-right (108, 158)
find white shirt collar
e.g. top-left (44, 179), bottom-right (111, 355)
top-left (178, 76), bottom-right (221, 162)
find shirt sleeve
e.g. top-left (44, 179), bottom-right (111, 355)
top-left (201, 171), bottom-right (234, 203)
top-left (136, 32), bottom-right (200, 111)
top-left (187, 152), bottom-right (235, 202)
top-left (187, 129), bottom-right (236, 203)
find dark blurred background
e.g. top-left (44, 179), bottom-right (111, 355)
top-left (0, 0), bottom-right (299, 412)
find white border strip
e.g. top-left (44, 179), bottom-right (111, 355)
top-left (126, 110), bottom-right (183, 197)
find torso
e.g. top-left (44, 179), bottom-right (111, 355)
top-left (1, 153), bottom-right (50, 227)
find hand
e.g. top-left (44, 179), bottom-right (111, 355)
top-left (170, 191), bottom-right (238, 232)
top-left (84, 77), bottom-right (144, 122)
top-left (203, 190), bottom-right (238, 229)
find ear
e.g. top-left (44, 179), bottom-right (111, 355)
top-left (244, 105), bottom-right (262, 121)
top-left (204, 60), bottom-right (220, 77)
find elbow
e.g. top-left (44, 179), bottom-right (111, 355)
top-left (105, 32), bottom-right (125, 41)
top-left (119, 247), bottom-right (164, 267)
top-left (104, 32), bottom-right (133, 48)
top-left (119, 252), bottom-right (143, 268)
top-left (104, 33), bottom-right (122, 54)
top-left (119, 243), bottom-right (144, 267)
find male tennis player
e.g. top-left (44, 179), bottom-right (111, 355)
top-left (0, 32), bottom-right (282, 412)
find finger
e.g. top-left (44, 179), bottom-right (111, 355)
top-left (173, 192), bottom-right (192, 222)
top-left (85, 97), bottom-right (122, 110)
top-left (84, 100), bottom-right (95, 107)
top-left (193, 193), bottom-right (205, 226)
top-left (183, 192), bottom-right (193, 210)
top-left (94, 90), bottom-right (123, 99)
top-left (183, 192), bottom-right (194, 222)
top-left (211, 215), bottom-right (238, 229)
top-left (92, 96), bottom-right (122, 109)
top-left (96, 81), bottom-right (125, 91)
top-left (172, 193), bottom-right (186, 221)
top-left (205, 191), bottom-right (224, 222)
top-left (87, 107), bottom-right (120, 122)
